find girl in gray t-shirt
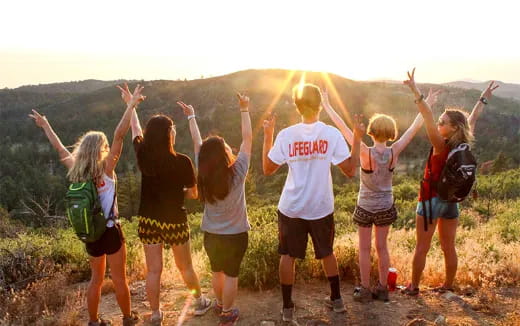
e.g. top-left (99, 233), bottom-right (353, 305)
top-left (177, 93), bottom-right (252, 326)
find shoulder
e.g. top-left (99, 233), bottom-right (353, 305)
top-left (175, 152), bottom-right (194, 165)
top-left (323, 123), bottom-right (343, 139)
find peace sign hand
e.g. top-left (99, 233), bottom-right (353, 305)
top-left (481, 81), bottom-right (499, 100)
top-left (425, 88), bottom-right (442, 107)
top-left (263, 113), bottom-right (276, 136)
top-left (177, 101), bottom-right (195, 116)
top-left (353, 114), bottom-right (366, 137)
top-left (28, 109), bottom-right (49, 129)
top-left (237, 92), bottom-right (250, 111)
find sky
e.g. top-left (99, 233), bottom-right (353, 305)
top-left (1, 0), bottom-right (519, 88)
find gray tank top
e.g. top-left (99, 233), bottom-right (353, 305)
top-left (357, 148), bottom-right (394, 212)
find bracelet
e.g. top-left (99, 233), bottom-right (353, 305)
top-left (479, 97), bottom-right (488, 105)
top-left (240, 110), bottom-right (249, 113)
top-left (414, 94), bottom-right (424, 104)
top-left (187, 114), bottom-right (196, 120)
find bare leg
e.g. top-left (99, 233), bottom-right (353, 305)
top-left (438, 218), bottom-right (458, 288)
top-left (411, 215), bottom-right (438, 288)
top-left (374, 225), bottom-right (390, 286)
top-left (172, 240), bottom-right (202, 298)
top-left (87, 255), bottom-right (106, 322)
top-left (143, 244), bottom-right (163, 312)
top-left (106, 243), bottom-right (132, 317)
top-left (212, 271), bottom-right (225, 304)
top-left (358, 226), bottom-right (372, 288)
top-left (222, 275), bottom-right (238, 311)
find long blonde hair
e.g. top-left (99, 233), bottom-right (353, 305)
top-left (67, 131), bottom-right (109, 183)
top-left (444, 108), bottom-right (474, 149)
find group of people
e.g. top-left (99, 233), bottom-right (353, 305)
top-left (29, 69), bottom-right (499, 326)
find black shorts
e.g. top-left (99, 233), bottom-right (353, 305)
top-left (138, 216), bottom-right (190, 246)
top-left (353, 205), bottom-right (398, 227)
top-left (278, 210), bottom-right (335, 260)
top-left (85, 223), bottom-right (125, 257)
top-left (203, 232), bottom-right (248, 278)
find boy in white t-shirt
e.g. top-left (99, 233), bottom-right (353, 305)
top-left (262, 83), bottom-right (364, 322)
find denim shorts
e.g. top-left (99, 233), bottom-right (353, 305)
top-left (416, 196), bottom-right (459, 220)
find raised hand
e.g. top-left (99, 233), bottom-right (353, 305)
top-left (403, 67), bottom-right (417, 91)
top-left (237, 92), bottom-right (250, 111)
top-left (425, 88), bottom-right (441, 107)
top-left (263, 113), bottom-right (276, 136)
top-left (481, 81), bottom-right (500, 100)
top-left (116, 83), bottom-right (132, 104)
top-left (28, 109), bottom-right (49, 128)
top-left (177, 101), bottom-right (195, 116)
top-left (128, 84), bottom-right (146, 107)
top-left (353, 114), bottom-right (366, 137)
top-left (321, 88), bottom-right (331, 109)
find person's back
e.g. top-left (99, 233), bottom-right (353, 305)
top-left (358, 147), bottom-right (394, 212)
top-left (269, 121), bottom-right (349, 219)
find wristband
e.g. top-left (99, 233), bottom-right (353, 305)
top-left (187, 114), bottom-right (196, 120)
top-left (479, 97), bottom-right (488, 105)
top-left (240, 110), bottom-right (249, 113)
top-left (414, 94), bottom-right (424, 104)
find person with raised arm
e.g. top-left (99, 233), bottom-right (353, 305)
top-left (178, 93), bottom-right (252, 326)
top-left (29, 84), bottom-right (144, 326)
top-left (401, 69), bottom-right (499, 296)
top-left (321, 87), bottom-right (440, 302)
top-left (120, 84), bottom-right (212, 326)
top-left (262, 83), bottom-right (363, 322)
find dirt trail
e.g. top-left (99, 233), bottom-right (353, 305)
top-left (79, 281), bottom-right (519, 325)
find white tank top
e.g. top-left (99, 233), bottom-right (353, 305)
top-left (96, 173), bottom-right (119, 227)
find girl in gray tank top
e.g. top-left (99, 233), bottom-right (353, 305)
top-left (322, 87), bottom-right (440, 302)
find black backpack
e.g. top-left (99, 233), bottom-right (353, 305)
top-left (421, 143), bottom-right (477, 231)
top-left (437, 143), bottom-right (477, 203)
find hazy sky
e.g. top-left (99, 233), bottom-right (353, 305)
top-left (2, 0), bottom-right (519, 88)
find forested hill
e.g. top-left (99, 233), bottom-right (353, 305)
top-left (1, 69), bottom-right (519, 214)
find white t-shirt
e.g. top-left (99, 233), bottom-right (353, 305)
top-left (96, 173), bottom-right (119, 227)
top-left (268, 121), bottom-right (350, 220)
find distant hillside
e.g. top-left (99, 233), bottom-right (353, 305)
top-left (3, 79), bottom-right (133, 95)
top-left (444, 80), bottom-right (520, 101)
top-left (1, 69), bottom-right (519, 211)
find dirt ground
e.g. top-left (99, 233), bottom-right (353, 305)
top-left (78, 281), bottom-right (520, 326)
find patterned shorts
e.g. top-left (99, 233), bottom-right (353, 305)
top-left (353, 205), bottom-right (397, 227)
top-left (138, 216), bottom-right (190, 246)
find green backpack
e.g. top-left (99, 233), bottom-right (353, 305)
top-left (65, 180), bottom-right (115, 243)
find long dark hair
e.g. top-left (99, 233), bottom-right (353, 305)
top-left (137, 114), bottom-right (176, 176)
top-left (197, 136), bottom-right (235, 204)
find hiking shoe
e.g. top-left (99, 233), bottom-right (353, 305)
top-left (281, 306), bottom-right (295, 322)
top-left (219, 308), bottom-right (239, 326)
top-left (401, 284), bottom-right (420, 296)
top-left (353, 286), bottom-right (372, 303)
top-left (150, 310), bottom-right (164, 326)
top-left (194, 295), bottom-right (213, 316)
top-left (88, 317), bottom-right (112, 326)
top-left (325, 297), bottom-right (347, 313)
top-left (372, 283), bottom-right (389, 302)
top-left (122, 311), bottom-right (139, 326)
top-left (432, 285), bottom-right (454, 294)
top-left (214, 300), bottom-right (223, 316)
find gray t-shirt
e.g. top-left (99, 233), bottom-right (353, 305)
top-left (201, 151), bottom-right (251, 234)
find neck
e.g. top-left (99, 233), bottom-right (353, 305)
top-left (302, 113), bottom-right (319, 124)
top-left (373, 140), bottom-right (387, 150)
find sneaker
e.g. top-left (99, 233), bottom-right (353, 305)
top-left (353, 286), bottom-right (372, 303)
top-left (150, 310), bottom-right (164, 326)
top-left (401, 283), bottom-right (420, 296)
top-left (372, 283), bottom-right (389, 302)
top-left (432, 285), bottom-right (454, 294)
top-left (194, 295), bottom-right (213, 316)
top-left (88, 317), bottom-right (112, 326)
top-left (214, 300), bottom-right (223, 316)
top-left (324, 297), bottom-right (346, 313)
top-left (280, 306), bottom-right (294, 322)
top-left (219, 308), bottom-right (239, 326)
top-left (122, 311), bottom-right (139, 326)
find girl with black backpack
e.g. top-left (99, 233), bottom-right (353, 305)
top-left (401, 69), bottom-right (499, 296)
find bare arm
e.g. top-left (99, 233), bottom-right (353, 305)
top-left (403, 68), bottom-right (446, 154)
top-left (321, 88), bottom-right (369, 155)
top-left (177, 101), bottom-right (203, 159)
top-left (468, 81), bottom-right (499, 133)
top-left (392, 88), bottom-right (440, 155)
top-left (117, 83), bottom-right (143, 140)
top-left (237, 93), bottom-right (252, 155)
top-left (29, 109), bottom-right (73, 169)
top-left (338, 114), bottom-right (364, 177)
top-left (262, 114), bottom-right (281, 175)
top-left (106, 84), bottom-right (146, 176)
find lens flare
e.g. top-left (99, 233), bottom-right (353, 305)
top-left (296, 71), bottom-right (306, 99)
